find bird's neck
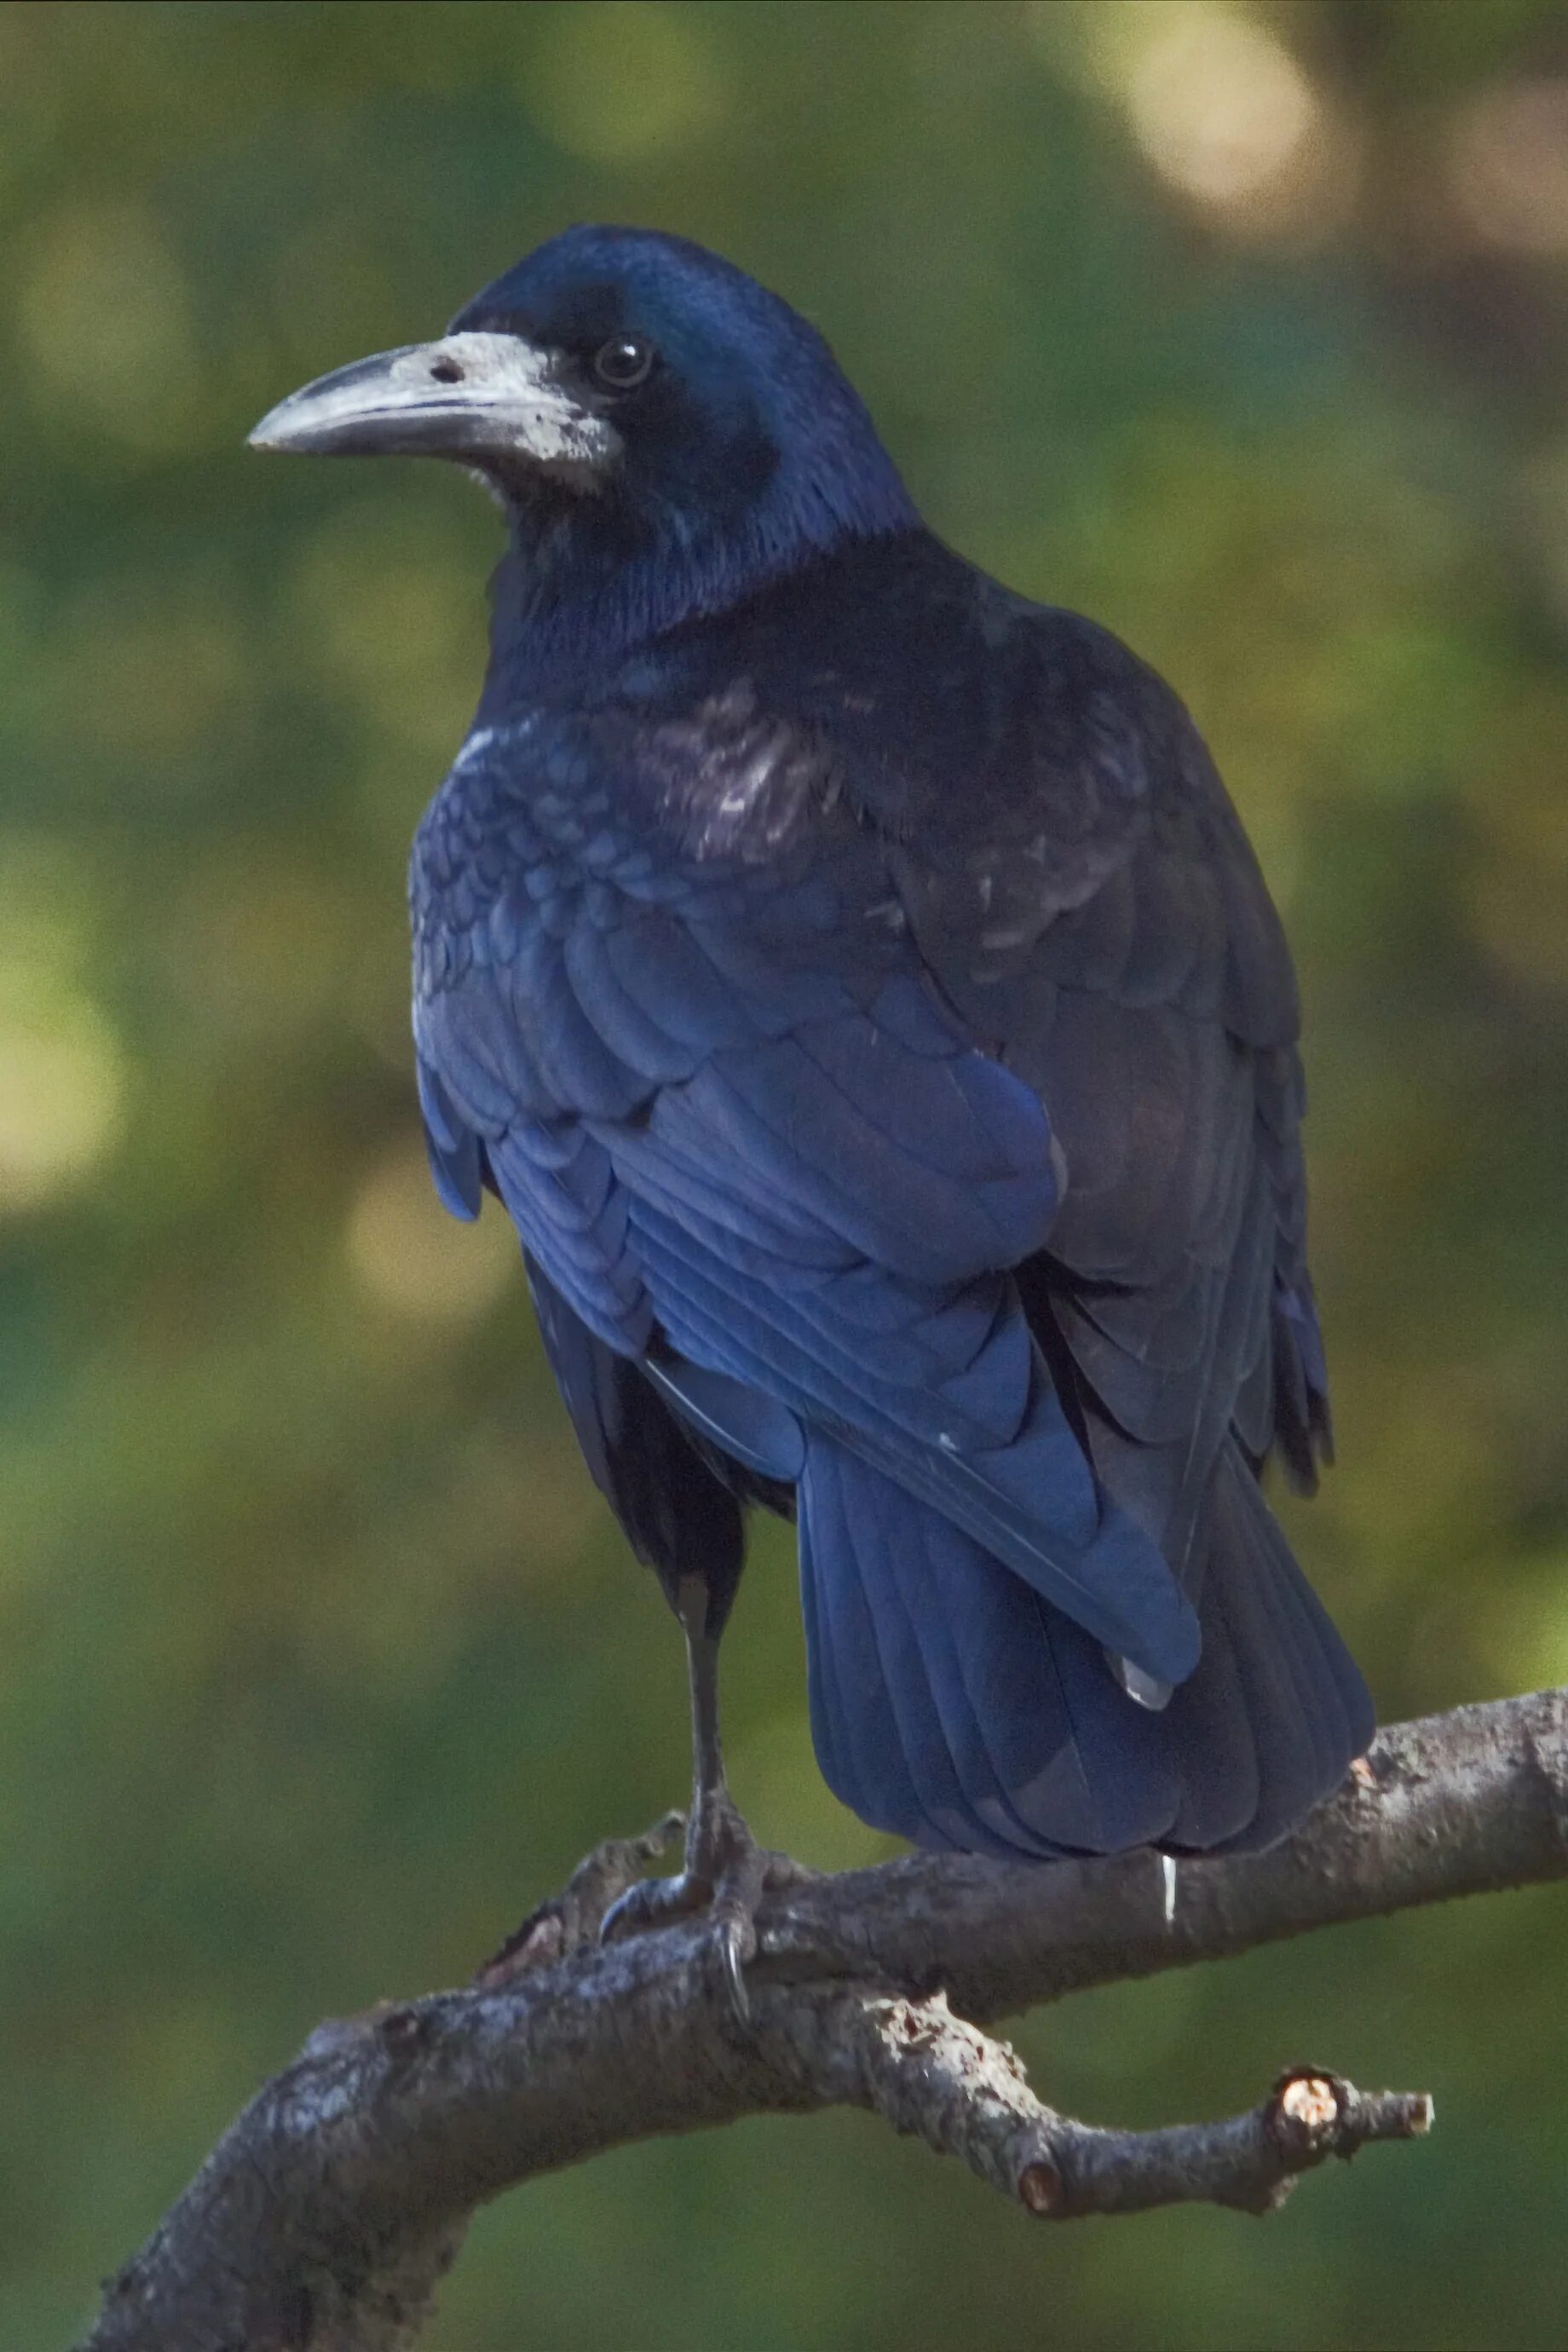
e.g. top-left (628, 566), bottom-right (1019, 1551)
top-left (476, 475), bottom-right (917, 710)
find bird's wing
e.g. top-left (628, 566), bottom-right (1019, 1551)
top-left (862, 600), bottom-right (1330, 1582)
top-left (412, 712), bottom-right (1198, 1685)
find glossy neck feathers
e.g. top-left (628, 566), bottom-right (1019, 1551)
top-left (476, 418), bottom-right (918, 707)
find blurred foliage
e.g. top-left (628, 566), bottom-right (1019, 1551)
top-left (2, 3), bottom-right (1567, 2345)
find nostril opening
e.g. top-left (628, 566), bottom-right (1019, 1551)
top-left (429, 357), bottom-right (464, 385)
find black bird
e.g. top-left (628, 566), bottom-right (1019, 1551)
top-left (252, 226), bottom-right (1372, 2002)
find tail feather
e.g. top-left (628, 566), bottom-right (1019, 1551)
top-left (1156, 1594), bottom-right (1261, 1852)
top-left (892, 1496), bottom-right (1098, 1858)
top-left (808, 1442), bottom-right (1081, 1856)
top-left (799, 1448), bottom-right (963, 1852)
top-left (799, 1432), bottom-right (1370, 1860)
top-left (1162, 1448), bottom-right (1338, 1852)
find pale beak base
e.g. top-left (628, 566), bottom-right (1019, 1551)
top-left (248, 331), bottom-right (616, 476)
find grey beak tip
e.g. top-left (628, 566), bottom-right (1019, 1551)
top-left (246, 407), bottom-right (292, 453)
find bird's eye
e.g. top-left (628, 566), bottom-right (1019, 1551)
top-left (592, 335), bottom-right (656, 392)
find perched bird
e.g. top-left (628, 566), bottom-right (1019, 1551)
top-left (252, 226), bottom-right (1372, 2001)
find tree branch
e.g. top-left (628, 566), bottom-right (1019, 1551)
top-left (80, 1686), bottom-right (1568, 2352)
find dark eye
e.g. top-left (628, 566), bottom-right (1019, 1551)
top-left (592, 334), bottom-right (656, 391)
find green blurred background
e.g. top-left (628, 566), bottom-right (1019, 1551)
top-left (3, 3), bottom-right (1567, 2343)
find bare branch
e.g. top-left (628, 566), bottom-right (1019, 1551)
top-left (1005, 2067), bottom-right (1434, 2221)
top-left (78, 1686), bottom-right (1568, 2352)
top-left (772, 1989), bottom-right (1432, 2220)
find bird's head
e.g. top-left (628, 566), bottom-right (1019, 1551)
top-left (251, 227), bottom-right (915, 656)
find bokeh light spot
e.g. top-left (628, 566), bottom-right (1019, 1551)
top-left (1450, 79), bottom-right (1568, 253)
top-left (1058, 1), bottom-right (1354, 241)
top-left (346, 1144), bottom-right (517, 1324)
top-left (17, 202), bottom-right (203, 453)
top-left (0, 977), bottom-right (127, 1213)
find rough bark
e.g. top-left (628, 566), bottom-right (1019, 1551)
top-left (80, 1686), bottom-right (1568, 2352)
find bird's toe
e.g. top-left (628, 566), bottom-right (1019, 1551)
top-left (599, 1866), bottom-right (713, 1946)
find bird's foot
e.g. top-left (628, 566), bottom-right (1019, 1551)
top-left (600, 1784), bottom-right (812, 2026)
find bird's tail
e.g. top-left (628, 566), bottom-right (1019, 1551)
top-left (797, 1433), bottom-right (1371, 1859)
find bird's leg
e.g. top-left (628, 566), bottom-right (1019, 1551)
top-left (601, 1577), bottom-right (810, 2021)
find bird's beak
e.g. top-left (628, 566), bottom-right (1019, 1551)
top-left (248, 331), bottom-right (615, 476)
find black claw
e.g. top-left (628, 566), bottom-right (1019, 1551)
top-left (600, 1876), bottom-right (659, 1946)
top-left (601, 1866), bottom-right (714, 1946)
top-left (715, 1925), bottom-right (751, 2027)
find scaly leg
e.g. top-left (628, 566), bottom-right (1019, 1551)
top-left (601, 1577), bottom-right (809, 2021)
